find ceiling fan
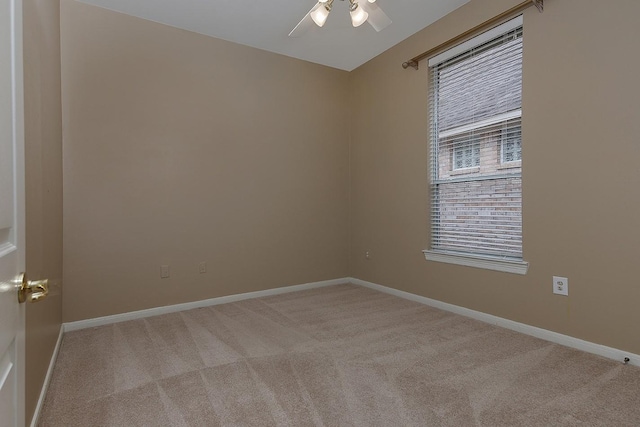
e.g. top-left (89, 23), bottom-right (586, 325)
top-left (289, 0), bottom-right (392, 37)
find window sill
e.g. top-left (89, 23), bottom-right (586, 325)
top-left (423, 250), bottom-right (529, 275)
top-left (450, 166), bottom-right (480, 176)
top-left (497, 161), bottom-right (521, 170)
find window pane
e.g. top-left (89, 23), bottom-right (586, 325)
top-left (437, 29), bottom-right (523, 132)
top-left (432, 177), bottom-right (522, 258)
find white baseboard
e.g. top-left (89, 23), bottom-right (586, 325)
top-left (64, 277), bottom-right (349, 332)
top-left (61, 275), bottom-right (639, 368)
top-left (349, 277), bottom-right (640, 367)
top-left (30, 325), bottom-right (64, 427)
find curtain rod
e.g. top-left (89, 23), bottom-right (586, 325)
top-left (402, 0), bottom-right (543, 70)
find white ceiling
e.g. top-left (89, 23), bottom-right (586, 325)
top-left (76, 0), bottom-right (470, 71)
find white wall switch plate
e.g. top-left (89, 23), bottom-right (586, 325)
top-left (199, 261), bottom-right (207, 274)
top-left (553, 276), bottom-right (568, 296)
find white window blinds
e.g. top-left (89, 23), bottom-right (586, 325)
top-left (429, 17), bottom-right (523, 260)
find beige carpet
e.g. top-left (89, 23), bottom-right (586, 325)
top-left (39, 283), bottom-right (640, 426)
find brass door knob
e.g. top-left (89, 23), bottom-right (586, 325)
top-left (17, 272), bottom-right (49, 304)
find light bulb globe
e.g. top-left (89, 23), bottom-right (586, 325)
top-left (350, 5), bottom-right (368, 27)
top-left (311, 5), bottom-right (330, 27)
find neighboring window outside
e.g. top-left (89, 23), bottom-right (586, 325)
top-left (452, 137), bottom-right (480, 170)
top-left (501, 125), bottom-right (522, 164)
top-left (425, 16), bottom-right (527, 274)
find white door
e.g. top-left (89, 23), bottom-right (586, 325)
top-left (0, 0), bottom-right (25, 426)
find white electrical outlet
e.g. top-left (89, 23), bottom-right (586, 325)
top-left (199, 261), bottom-right (207, 274)
top-left (365, 251), bottom-right (371, 260)
top-left (553, 276), bottom-right (568, 296)
top-left (161, 265), bottom-right (170, 279)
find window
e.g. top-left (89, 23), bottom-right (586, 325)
top-left (452, 137), bottom-right (480, 170)
top-left (501, 124), bottom-right (522, 164)
top-left (424, 16), bottom-right (528, 274)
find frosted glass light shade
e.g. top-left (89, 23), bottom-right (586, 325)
top-left (350, 5), bottom-right (368, 27)
top-left (311, 5), bottom-right (330, 27)
top-left (368, 0), bottom-right (376, 2)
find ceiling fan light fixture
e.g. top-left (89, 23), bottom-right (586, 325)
top-left (349, 3), bottom-right (368, 27)
top-left (290, 0), bottom-right (389, 37)
top-left (311, 3), bottom-right (331, 27)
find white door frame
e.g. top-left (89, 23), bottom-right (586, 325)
top-left (0, 0), bottom-right (26, 425)
top-left (14, 0), bottom-right (26, 424)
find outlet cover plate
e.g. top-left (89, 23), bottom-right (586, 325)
top-left (553, 276), bottom-right (568, 296)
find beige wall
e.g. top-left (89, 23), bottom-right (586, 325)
top-left (23, 0), bottom-right (63, 424)
top-left (349, 0), bottom-right (640, 355)
top-left (59, 0), bottom-right (640, 357)
top-left (60, 0), bottom-right (350, 322)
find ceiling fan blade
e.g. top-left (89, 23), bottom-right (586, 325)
top-left (361, 1), bottom-right (392, 32)
top-left (289, 3), bottom-right (320, 38)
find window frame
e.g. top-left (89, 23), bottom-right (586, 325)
top-left (423, 16), bottom-right (528, 275)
